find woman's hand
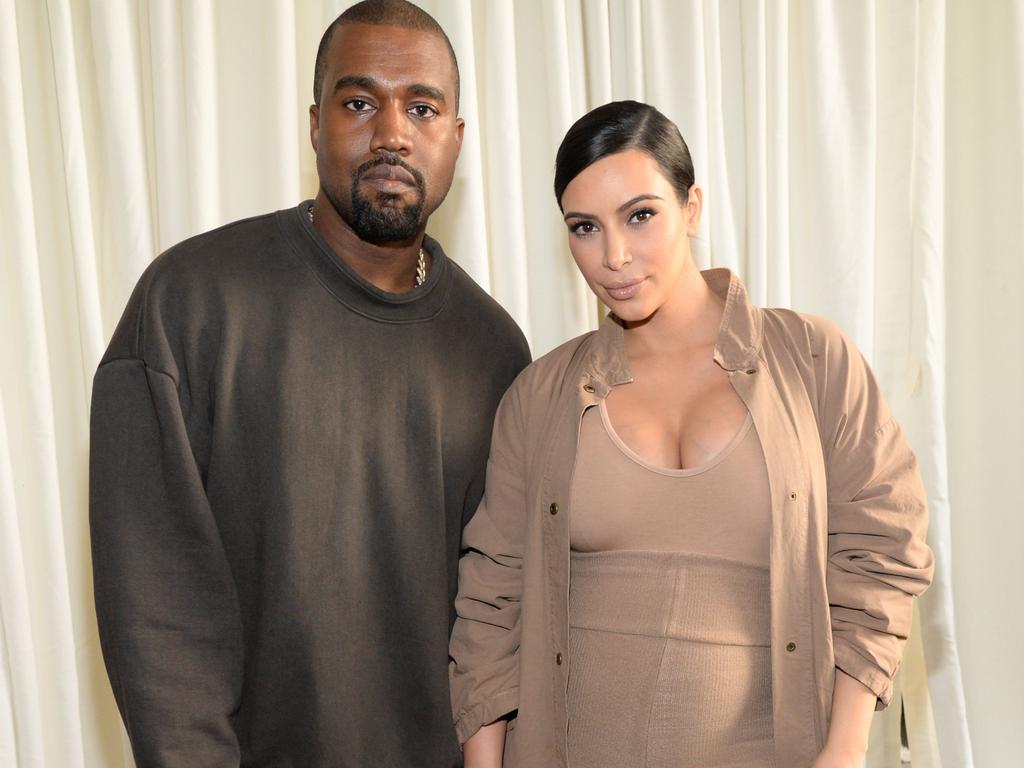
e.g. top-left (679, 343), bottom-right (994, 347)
top-left (463, 718), bottom-right (508, 768)
top-left (812, 668), bottom-right (875, 768)
top-left (810, 744), bottom-right (866, 768)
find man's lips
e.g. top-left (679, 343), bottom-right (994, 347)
top-left (360, 163), bottom-right (417, 186)
top-left (604, 277), bottom-right (645, 300)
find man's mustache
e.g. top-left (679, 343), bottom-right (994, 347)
top-left (355, 154), bottom-right (425, 189)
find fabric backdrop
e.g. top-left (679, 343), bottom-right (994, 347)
top-left (3, 0), bottom-right (1020, 765)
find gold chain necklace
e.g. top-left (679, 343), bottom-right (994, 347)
top-left (308, 203), bottom-right (426, 287)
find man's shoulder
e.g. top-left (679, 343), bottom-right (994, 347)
top-left (100, 209), bottom-right (296, 367)
top-left (146, 209), bottom-right (287, 284)
top-left (443, 258), bottom-right (530, 360)
top-left (445, 262), bottom-right (508, 316)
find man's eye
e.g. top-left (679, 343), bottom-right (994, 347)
top-left (409, 104), bottom-right (438, 118)
top-left (345, 99), bottom-right (373, 112)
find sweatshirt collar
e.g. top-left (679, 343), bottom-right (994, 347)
top-left (281, 200), bottom-right (452, 323)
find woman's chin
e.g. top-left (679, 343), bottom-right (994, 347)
top-left (605, 302), bottom-right (657, 327)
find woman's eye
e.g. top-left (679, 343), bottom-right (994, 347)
top-left (628, 208), bottom-right (656, 224)
top-left (570, 221), bottom-right (598, 236)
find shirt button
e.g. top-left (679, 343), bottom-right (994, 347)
top-left (556, 652), bottom-right (564, 665)
top-left (786, 642), bottom-right (797, 653)
top-left (583, 383), bottom-right (596, 393)
top-left (789, 491), bottom-right (798, 501)
top-left (549, 502), bottom-right (559, 515)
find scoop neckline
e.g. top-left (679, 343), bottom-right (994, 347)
top-left (597, 400), bottom-right (753, 478)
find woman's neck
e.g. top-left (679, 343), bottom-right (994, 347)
top-left (621, 262), bottom-right (725, 361)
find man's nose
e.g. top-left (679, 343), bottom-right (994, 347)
top-left (370, 102), bottom-right (411, 155)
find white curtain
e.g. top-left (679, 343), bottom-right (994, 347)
top-left (5, 0), bottom-right (1020, 765)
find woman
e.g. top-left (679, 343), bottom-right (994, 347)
top-left (449, 101), bottom-right (933, 768)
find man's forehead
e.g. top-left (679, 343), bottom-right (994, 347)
top-left (327, 23), bottom-right (455, 89)
top-left (330, 23), bottom-right (448, 63)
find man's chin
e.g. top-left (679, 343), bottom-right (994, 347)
top-left (352, 217), bottom-right (423, 244)
top-left (370, 195), bottom-right (411, 210)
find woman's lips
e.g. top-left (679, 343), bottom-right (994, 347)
top-left (604, 278), bottom-right (645, 301)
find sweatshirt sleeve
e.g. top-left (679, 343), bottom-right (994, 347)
top-left (813, 319), bottom-right (935, 708)
top-left (448, 383), bottom-right (526, 744)
top-left (90, 357), bottom-right (243, 765)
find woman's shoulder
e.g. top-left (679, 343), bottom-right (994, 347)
top-left (515, 329), bottom-right (597, 382)
top-left (758, 307), bottom-right (860, 362)
top-left (503, 329), bottom-right (599, 403)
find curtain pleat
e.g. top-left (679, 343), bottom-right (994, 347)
top-left (470, 0), bottom-right (533, 338)
top-left (181, 0), bottom-right (221, 233)
top-left (3, 1), bottom-right (90, 764)
top-left (148, 0), bottom-right (193, 250)
top-left (86, 0), bottom-right (156, 339)
top-left (904, 3), bottom-right (974, 767)
top-left (0, 1), bottom-right (990, 765)
top-left (45, 0), bottom-right (105, 381)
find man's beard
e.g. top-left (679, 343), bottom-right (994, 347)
top-left (329, 156), bottom-right (427, 245)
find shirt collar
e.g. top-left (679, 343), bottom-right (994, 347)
top-left (705, 267), bottom-right (763, 371)
top-left (583, 268), bottom-right (763, 393)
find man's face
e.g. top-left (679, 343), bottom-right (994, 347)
top-left (310, 23), bottom-right (464, 245)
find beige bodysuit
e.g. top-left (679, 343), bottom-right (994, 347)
top-left (567, 400), bottom-right (776, 768)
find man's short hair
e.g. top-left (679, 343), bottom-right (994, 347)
top-left (313, 0), bottom-right (460, 110)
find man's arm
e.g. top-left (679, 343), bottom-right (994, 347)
top-left (90, 358), bottom-right (243, 766)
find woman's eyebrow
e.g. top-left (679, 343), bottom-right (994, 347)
top-left (616, 194), bottom-right (663, 212)
top-left (563, 193), bottom-right (664, 221)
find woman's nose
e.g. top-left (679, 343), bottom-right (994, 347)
top-left (603, 232), bottom-right (632, 270)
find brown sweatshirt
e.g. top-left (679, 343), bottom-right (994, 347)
top-left (89, 202), bottom-right (530, 767)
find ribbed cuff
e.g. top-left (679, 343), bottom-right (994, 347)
top-left (454, 688), bottom-right (520, 745)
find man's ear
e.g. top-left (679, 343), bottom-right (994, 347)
top-left (454, 117), bottom-right (465, 157)
top-left (309, 104), bottom-right (320, 153)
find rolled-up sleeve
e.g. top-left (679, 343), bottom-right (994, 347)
top-left (814, 319), bottom-right (935, 708)
top-left (449, 384), bottom-right (527, 743)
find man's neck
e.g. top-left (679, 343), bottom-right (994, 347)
top-left (311, 194), bottom-right (429, 294)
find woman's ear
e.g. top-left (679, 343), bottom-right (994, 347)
top-left (685, 184), bottom-right (703, 237)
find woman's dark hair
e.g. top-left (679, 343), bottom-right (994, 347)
top-left (554, 100), bottom-right (695, 209)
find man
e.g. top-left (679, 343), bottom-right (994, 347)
top-left (89, 1), bottom-right (529, 765)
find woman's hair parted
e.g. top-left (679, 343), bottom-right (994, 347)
top-left (554, 100), bottom-right (695, 210)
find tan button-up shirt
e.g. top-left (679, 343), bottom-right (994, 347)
top-left (449, 269), bottom-right (934, 767)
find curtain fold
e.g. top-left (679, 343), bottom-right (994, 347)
top-left (1, 1), bottom-right (998, 765)
top-left (3, 1), bottom-right (87, 764)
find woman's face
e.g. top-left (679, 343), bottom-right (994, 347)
top-left (560, 148), bottom-right (701, 324)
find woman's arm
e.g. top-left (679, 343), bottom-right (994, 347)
top-left (463, 719), bottom-right (508, 768)
top-left (811, 669), bottom-right (876, 767)
top-left (449, 384), bottom-right (528, 748)
top-left (812, 318), bottom-right (934, 706)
